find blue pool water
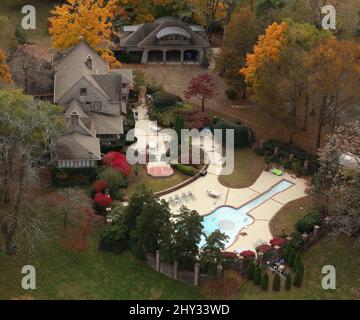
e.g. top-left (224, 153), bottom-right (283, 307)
top-left (199, 180), bottom-right (294, 248)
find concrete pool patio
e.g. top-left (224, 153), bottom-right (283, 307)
top-left (160, 163), bottom-right (307, 252)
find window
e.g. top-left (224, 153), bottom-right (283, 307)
top-left (122, 83), bottom-right (127, 89)
top-left (80, 88), bottom-right (87, 96)
top-left (93, 101), bottom-right (102, 110)
top-left (122, 94), bottom-right (127, 101)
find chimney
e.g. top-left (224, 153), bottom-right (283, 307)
top-left (86, 54), bottom-right (92, 70)
top-left (70, 112), bottom-right (79, 126)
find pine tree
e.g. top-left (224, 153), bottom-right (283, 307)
top-left (294, 264), bottom-right (304, 287)
top-left (254, 266), bottom-right (262, 285)
top-left (247, 261), bottom-right (255, 280)
top-left (272, 273), bottom-right (281, 291)
top-left (261, 273), bottom-right (269, 290)
top-left (285, 274), bottom-right (292, 291)
top-left (293, 254), bottom-right (301, 270)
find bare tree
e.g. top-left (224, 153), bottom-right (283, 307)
top-left (314, 120), bottom-right (360, 243)
top-left (0, 88), bottom-right (64, 255)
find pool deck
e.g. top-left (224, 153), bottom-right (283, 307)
top-left (160, 162), bottom-right (307, 252)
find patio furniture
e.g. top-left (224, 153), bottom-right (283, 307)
top-left (207, 189), bottom-right (221, 198)
top-left (272, 168), bottom-right (283, 176)
top-left (187, 191), bottom-right (195, 200)
top-left (168, 197), bottom-right (174, 206)
top-left (181, 192), bottom-right (188, 202)
top-left (174, 195), bottom-right (181, 204)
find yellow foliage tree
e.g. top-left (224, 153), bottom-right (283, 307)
top-left (240, 21), bottom-right (288, 89)
top-left (49, 0), bottom-right (121, 68)
top-left (0, 48), bottom-right (12, 83)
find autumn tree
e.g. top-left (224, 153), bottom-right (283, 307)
top-left (117, 0), bottom-right (188, 24)
top-left (0, 89), bottom-right (64, 255)
top-left (241, 20), bottom-right (329, 128)
top-left (49, 0), bottom-right (121, 68)
top-left (305, 38), bottom-right (360, 148)
top-left (0, 48), bottom-right (12, 84)
top-left (313, 121), bottom-right (360, 243)
top-left (215, 6), bottom-right (260, 98)
top-left (102, 151), bottom-right (132, 177)
top-left (184, 73), bottom-right (217, 112)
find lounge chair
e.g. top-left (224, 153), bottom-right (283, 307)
top-left (187, 191), bottom-right (195, 200)
top-left (174, 195), bottom-right (181, 204)
top-left (168, 197), bottom-right (174, 206)
top-left (181, 192), bottom-right (188, 202)
top-left (207, 189), bottom-right (221, 198)
top-left (272, 168), bottom-right (283, 176)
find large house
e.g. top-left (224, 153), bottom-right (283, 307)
top-left (53, 41), bottom-right (133, 168)
top-left (119, 16), bottom-right (210, 64)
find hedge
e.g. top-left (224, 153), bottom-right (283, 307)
top-left (152, 91), bottom-right (179, 111)
top-left (98, 224), bottom-right (129, 253)
top-left (51, 166), bottom-right (98, 187)
top-left (171, 163), bottom-right (199, 176)
top-left (213, 119), bottom-right (254, 149)
top-left (247, 261), bottom-right (255, 280)
top-left (285, 274), bottom-right (292, 290)
top-left (272, 273), bottom-right (281, 291)
top-left (296, 209), bottom-right (323, 234)
top-left (261, 273), bottom-right (269, 290)
top-left (254, 139), bottom-right (319, 176)
top-left (254, 266), bottom-right (262, 285)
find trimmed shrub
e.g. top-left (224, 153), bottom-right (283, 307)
top-left (270, 237), bottom-right (287, 247)
top-left (289, 232), bottom-right (305, 251)
top-left (293, 254), bottom-right (301, 271)
top-left (241, 250), bottom-right (256, 259)
top-left (272, 273), bottom-right (281, 291)
top-left (171, 163), bottom-right (199, 176)
top-left (254, 266), bottom-right (262, 285)
top-left (285, 274), bottom-right (292, 290)
top-left (226, 88), bottom-right (237, 100)
top-left (102, 151), bottom-right (132, 177)
top-left (152, 91), bottom-right (178, 111)
top-left (213, 119), bottom-right (254, 149)
top-left (247, 261), bottom-right (255, 280)
top-left (99, 167), bottom-right (127, 199)
top-left (93, 180), bottom-right (108, 193)
top-left (261, 273), bottom-right (269, 290)
top-left (98, 224), bottom-right (128, 253)
top-left (294, 264), bottom-right (304, 287)
top-left (296, 209), bottom-right (323, 234)
top-left (288, 249), bottom-right (296, 268)
top-left (95, 193), bottom-right (112, 208)
top-left (51, 166), bottom-right (98, 187)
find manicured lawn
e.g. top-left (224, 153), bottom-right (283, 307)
top-left (125, 165), bottom-right (189, 199)
top-left (0, 235), bottom-right (201, 300)
top-left (270, 196), bottom-right (315, 237)
top-left (0, 0), bottom-right (53, 50)
top-left (218, 148), bottom-right (265, 189)
top-left (238, 235), bottom-right (360, 300)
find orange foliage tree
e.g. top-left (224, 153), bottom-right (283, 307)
top-left (240, 21), bottom-right (288, 91)
top-left (49, 0), bottom-right (121, 68)
top-left (0, 48), bottom-right (12, 83)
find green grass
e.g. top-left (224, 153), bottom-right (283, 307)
top-left (125, 165), bottom-right (189, 199)
top-left (270, 196), bottom-right (315, 237)
top-left (218, 148), bottom-right (265, 189)
top-left (0, 0), bottom-right (53, 50)
top-left (238, 235), bottom-right (360, 300)
top-left (0, 233), bottom-right (201, 300)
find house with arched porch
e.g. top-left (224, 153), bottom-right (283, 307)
top-left (118, 17), bottom-right (210, 65)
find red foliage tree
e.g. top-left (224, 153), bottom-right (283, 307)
top-left (59, 208), bottom-right (103, 252)
top-left (183, 110), bottom-right (211, 130)
top-left (94, 192), bottom-right (113, 208)
top-left (102, 151), bottom-right (132, 177)
top-left (184, 73), bottom-right (217, 112)
top-left (93, 180), bottom-right (108, 193)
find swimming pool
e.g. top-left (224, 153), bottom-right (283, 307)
top-left (199, 180), bottom-right (294, 248)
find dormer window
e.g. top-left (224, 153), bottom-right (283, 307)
top-left (80, 88), bottom-right (87, 96)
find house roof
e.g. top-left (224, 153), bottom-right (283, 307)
top-left (110, 68), bottom-right (134, 84)
top-left (91, 112), bottom-right (124, 135)
top-left (54, 41), bottom-right (109, 102)
top-left (64, 99), bottom-right (89, 119)
top-left (156, 27), bottom-right (191, 39)
top-left (92, 74), bottom-right (122, 102)
top-left (120, 19), bottom-right (210, 48)
top-left (56, 133), bottom-right (101, 160)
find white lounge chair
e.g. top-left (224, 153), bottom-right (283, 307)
top-left (207, 189), bottom-right (221, 198)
